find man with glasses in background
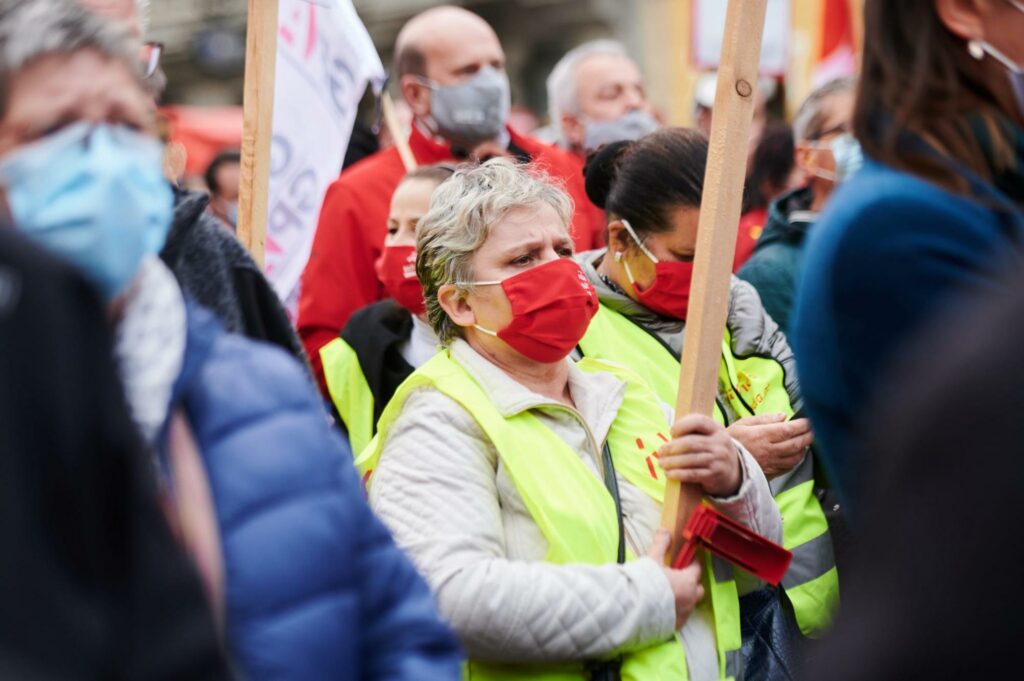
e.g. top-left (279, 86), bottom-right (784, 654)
top-left (738, 78), bottom-right (860, 335)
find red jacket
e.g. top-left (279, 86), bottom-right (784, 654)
top-left (298, 125), bottom-right (605, 393)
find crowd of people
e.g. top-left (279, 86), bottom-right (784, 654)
top-left (1, 0), bottom-right (1023, 680)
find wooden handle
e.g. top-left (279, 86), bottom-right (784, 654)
top-left (660, 0), bottom-right (770, 560)
top-left (382, 92), bottom-right (417, 172)
top-left (237, 0), bottom-right (279, 268)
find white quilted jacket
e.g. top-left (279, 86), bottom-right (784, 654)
top-left (369, 339), bottom-right (782, 681)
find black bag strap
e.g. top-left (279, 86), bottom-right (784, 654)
top-left (586, 441), bottom-right (626, 681)
top-left (600, 441), bottom-right (625, 564)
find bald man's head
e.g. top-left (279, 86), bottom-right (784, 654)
top-left (395, 6), bottom-right (503, 84)
top-left (395, 5), bottom-right (507, 133)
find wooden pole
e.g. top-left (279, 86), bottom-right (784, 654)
top-left (660, 0), bottom-right (769, 556)
top-left (237, 0), bottom-right (279, 268)
top-left (382, 92), bottom-right (417, 172)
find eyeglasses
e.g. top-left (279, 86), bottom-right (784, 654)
top-left (141, 42), bottom-right (163, 79)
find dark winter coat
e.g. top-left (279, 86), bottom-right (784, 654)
top-left (792, 153), bottom-right (1024, 510)
top-left (0, 228), bottom-right (229, 681)
top-left (161, 187), bottom-right (306, 367)
top-left (162, 301), bottom-right (461, 681)
top-left (737, 186), bottom-right (817, 335)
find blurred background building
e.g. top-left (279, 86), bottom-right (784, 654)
top-left (150, 0), bottom-right (862, 125)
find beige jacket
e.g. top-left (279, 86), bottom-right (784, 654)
top-left (369, 339), bottom-right (782, 681)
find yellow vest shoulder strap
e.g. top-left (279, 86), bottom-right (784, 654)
top-left (320, 337), bottom-right (376, 455)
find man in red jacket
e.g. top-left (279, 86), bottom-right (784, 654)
top-left (298, 6), bottom-right (604, 393)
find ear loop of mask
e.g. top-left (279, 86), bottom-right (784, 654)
top-left (968, 35), bottom-right (1024, 75)
top-left (614, 219), bottom-right (658, 288)
top-left (454, 279), bottom-right (502, 336)
top-left (803, 140), bottom-right (839, 182)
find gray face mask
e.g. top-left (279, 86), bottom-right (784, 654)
top-left (423, 67), bottom-right (510, 148)
top-left (582, 109), bottom-right (659, 151)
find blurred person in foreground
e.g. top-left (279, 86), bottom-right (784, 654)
top-left (0, 3), bottom-right (461, 679)
top-left (203, 149), bottom-right (241, 231)
top-left (321, 164), bottom-right (453, 453)
top-left (298, 5), bottom-right (605, 396)
top-left (792, 0), bottom-right (1024, 510)
top-left (0, 227), bottom-right (229, 681)
top-left (576, 130), bottom-right (836, 642)
top-left (738, 78), bottom-right (857, 334)
top-left (78, 0), bottom-right (306, 366)
top-left (357, 159), bottom-right (782, 680)
top-left (734, 121), bottom-right (801, 272)
top-left (546, 39), bottom-right (659, 159)
top-left (804, 260), bottom-right (1024, 680)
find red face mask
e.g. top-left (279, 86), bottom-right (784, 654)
top-left (618, 219), bottom-right (694, 320)
top-left (470, 257), bottom-right (598, 363)
top-left (375, 244), bottom-right (426, 315)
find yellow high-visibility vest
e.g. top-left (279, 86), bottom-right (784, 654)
top-left (358, 350), bottom-right (743, 680)
top-left (320, 337), bottom-right (377, 455)
top-left (578, 304), bottom-right (838, 635)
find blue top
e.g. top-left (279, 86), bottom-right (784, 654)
top-left (792, 157), bottom-right (1024, 509)
top-left (160, 302), bottom-right (462, 681)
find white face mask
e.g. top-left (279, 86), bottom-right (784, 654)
top-left (581, 110), bottom-right (659, 151)
top-left (806, 133), bottom-right (864, 184)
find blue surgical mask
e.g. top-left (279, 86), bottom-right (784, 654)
top-left (582, 109), bottom-right (659, 151)
top-left (0, 122), bottom-right (173, 301)
top-left (808, 132), bottom-right (864, 184)
top-left (421, 67), bottom-right (511, 148)
top-left (831, 133), bottom-right (864, 183)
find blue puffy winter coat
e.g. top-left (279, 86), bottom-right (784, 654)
top-left (160, 302), bottom-right (462, 681)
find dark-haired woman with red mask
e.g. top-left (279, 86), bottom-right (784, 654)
top-left (320, 164), bottom-right (454, 454)
top-left (574, 128), bottom-right (837, 641)
top-left (355, 158), bottom-right (782, 681)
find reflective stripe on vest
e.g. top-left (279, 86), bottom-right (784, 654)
top-left (358, 351), bottom-right (742, 681)
top-left (578, 304), bottom-right (838, 636)
top-left (320, 337), bottom-right (375, 455)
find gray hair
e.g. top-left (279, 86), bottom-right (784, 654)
top-left (0, 0), bottom-right (140, 118)
top-left (792, 77), bottom-right (856, 142)
top-left (546, 39), bottom-right (630, 147)
top-left (416, 158), bottom-right (574, 344)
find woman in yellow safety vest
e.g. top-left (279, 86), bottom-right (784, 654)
top-left (356, 158), bottom-right (783, 681)
top-left (320, 164), bottom-right (455, 453)
top-left (575, 128), bottom-right (838, 638)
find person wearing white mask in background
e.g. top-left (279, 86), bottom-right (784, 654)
top-left (547, 39), bottom-right (660, 159)
top-left (203, 149), bottom-right (241, 231)
top-left (739, 78), bottom-right (859, 335)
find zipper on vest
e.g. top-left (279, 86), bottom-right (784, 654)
top-left (545, 403), bottom-right (645, 559)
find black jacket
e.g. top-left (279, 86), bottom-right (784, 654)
top-left (0, 228), bottom-right (229, 680)
top-left (340, 299), bottom-right (416, 427)
top-left (161, 188), bottom-right (306, 367)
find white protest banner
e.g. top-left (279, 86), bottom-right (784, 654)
top-left (264, 0), bottom-right (385, 311)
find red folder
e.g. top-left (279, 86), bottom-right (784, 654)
top-left (671, 504), bottom-right (792, 585)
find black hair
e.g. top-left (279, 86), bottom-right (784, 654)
top-left (743, 121), bottom-right (795, 213)
top-left (204, 149), bottom-right (241, 196)
top-left (584, 127), bottom-right (708, 245)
